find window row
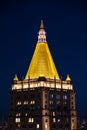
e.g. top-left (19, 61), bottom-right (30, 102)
top-left (17, 100), bottom-right (35, 105)
top-left (15, 123), bottom-right (40, 129)
top-left (17, 100), bottom-right (68, 106)
top-left (15, 119), bottom-right (48, 129)
top-left (15, 111), bottom-right (68, 117)
top-left (49, 94), bottom-right (68, 100)
top-left (15, 118), bottom-right (34, 123)
top-left (16, 94), bottom-right (68, 100)
top-left (15, 117), bottom-right (68, 123)
top-left (49, 100), bottom-right (68, 105)
top-left (17, 94), bottom-right (40, 99)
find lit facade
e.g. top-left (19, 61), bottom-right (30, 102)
top-left (8, 20), bottom-right (77, 130)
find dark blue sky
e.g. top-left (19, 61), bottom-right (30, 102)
top-left (0, 0), bottom-right (87, 121)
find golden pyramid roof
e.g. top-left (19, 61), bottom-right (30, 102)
top-left (25, 21), bottom-right (59, 79)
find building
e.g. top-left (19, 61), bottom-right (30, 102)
top-left (0, 120), bottom-right (8, 130)
top-left (77, 120), bottom-right (87, 130)
top-left (8, 20), bottom-right (77, 130)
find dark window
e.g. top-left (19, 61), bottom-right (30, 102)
top-left (45, 100), bottom-right (47, 104)
top-left (10, 124), bottom-right (12, 128)
top-left (52, 124), bottom-right (56, 128)
top-left (22, 124), bottom-right (26, 128)
top-left (30, 94), bottom-right (35, 98)
top-left (56, 100), bottom-right (60, 105)
top-left (63, 106), bottom-right (68, 111)
top-left (56, 94), bottom-right (60, 99)
top-left (17, 96), bottom-right (21, 99)
top-left (29, 124), bottom-right (33, 128)
top-left (45, 105), bottom-right (47, 108)
top-left (45, 119), bottom-right (48, 122)
top-left (24, 95), bottom-right (28, 99)
top-left (49, 94), bottom-right (54, 99)
top-left (57, 106), bottom-right (61, 110)
top-left (59, 123), bottom-right (62, 128)
top-left (71, 102), bottom-right (73, 105)
top-left (45, 93), bottom-right (47, 98)
top-left (45, 112), bottom-right (47, 115)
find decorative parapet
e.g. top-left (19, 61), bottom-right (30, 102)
top-left (12, 78), bottom-right (73, 90)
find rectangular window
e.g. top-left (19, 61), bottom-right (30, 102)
top-left (17, 101), bottom-right (21, 105)
top-left (56, 100), bottom-right (60, 104)
top-left (58, 119), bottom-right (60, 122)
top-left (36, 124), bottom-right (40, 128)
top-left (63, 95), bottom-right (67, 100)
top-left (51, 94), bottom-right (53, 98)
top-left (17, 123), bottom-right (20, 128)
top-left (24, 101), bottom-right (28, 105)
top-left (28, 118), bottom-right (34, 123)
top-left (45, 123), bottom-right (48, 129)
top-left (25, 113), bottom-right (28, 116)
top-left (15, 118), bottom-right (20, 123)
top-left (63, 101), bottom-right (67, 105)
top-left (53, 112), bottom-right (55, 116)
top-left (45, 93), bottom-right (47, 98)
top-left (30, 100), bottom-right (35, 104)
top-left (49, 94), bottom-right (54, 98)
top-left (16, 113), bottom-right (20, 117)
top-left (49, 101), bottom-right (53, 104)
top-left (56, 94), bottom-right (60, 99)
top-left (53, 118), bottom-right (56, 122)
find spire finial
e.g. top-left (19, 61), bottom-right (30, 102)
top-left (38, 20), bottom-right (46, 43)
top-left (66, 74), bottom-right (71, 81)
top-left (40, 20), bottom-right (44, 29)
top-left (13, 74), bottom-right (18, 81)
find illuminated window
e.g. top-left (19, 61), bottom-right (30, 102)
top-left (45, 123), bottom-right (48, 129)
top-left (17, 101), bottom-right (21, 105)
top-left (28, 118), bottom-right (34, 123)
top-left (16, 113), bottom-right (20, 117)
top-left (49, 101), bottom-right (53, 104)
top-left (30, 100), bottom-right (35, 104)
top-left (71, 120), bottom-right (74, 129)
top-left (58, 119), bottom-right (60, 122)
top-left (36, 124), bottom-right (40, 128)
top-left (25, 113), bottom-right (28, 116)
top-left (53, 112), bottom-right (55, 116)
top-left (63, 101), bottom-right (67, 105)
top-left (53, 118), bottom-right (56, 122)
top-left (17, 123), bottom-right (20, 128)
top-left (63, 95), bottom-right (67, 100)
top-left (15, 118), bottom-right (20, 123)
top-left (24, 101), bottom-right (28, 105)
top-left (50, 94), bottom-right (53, 98)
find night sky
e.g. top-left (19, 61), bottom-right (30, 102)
top-left (0, 0), bottom-right (87, 121)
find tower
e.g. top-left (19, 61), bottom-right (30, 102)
top-left (8, 21), bottom-right (77, 130)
